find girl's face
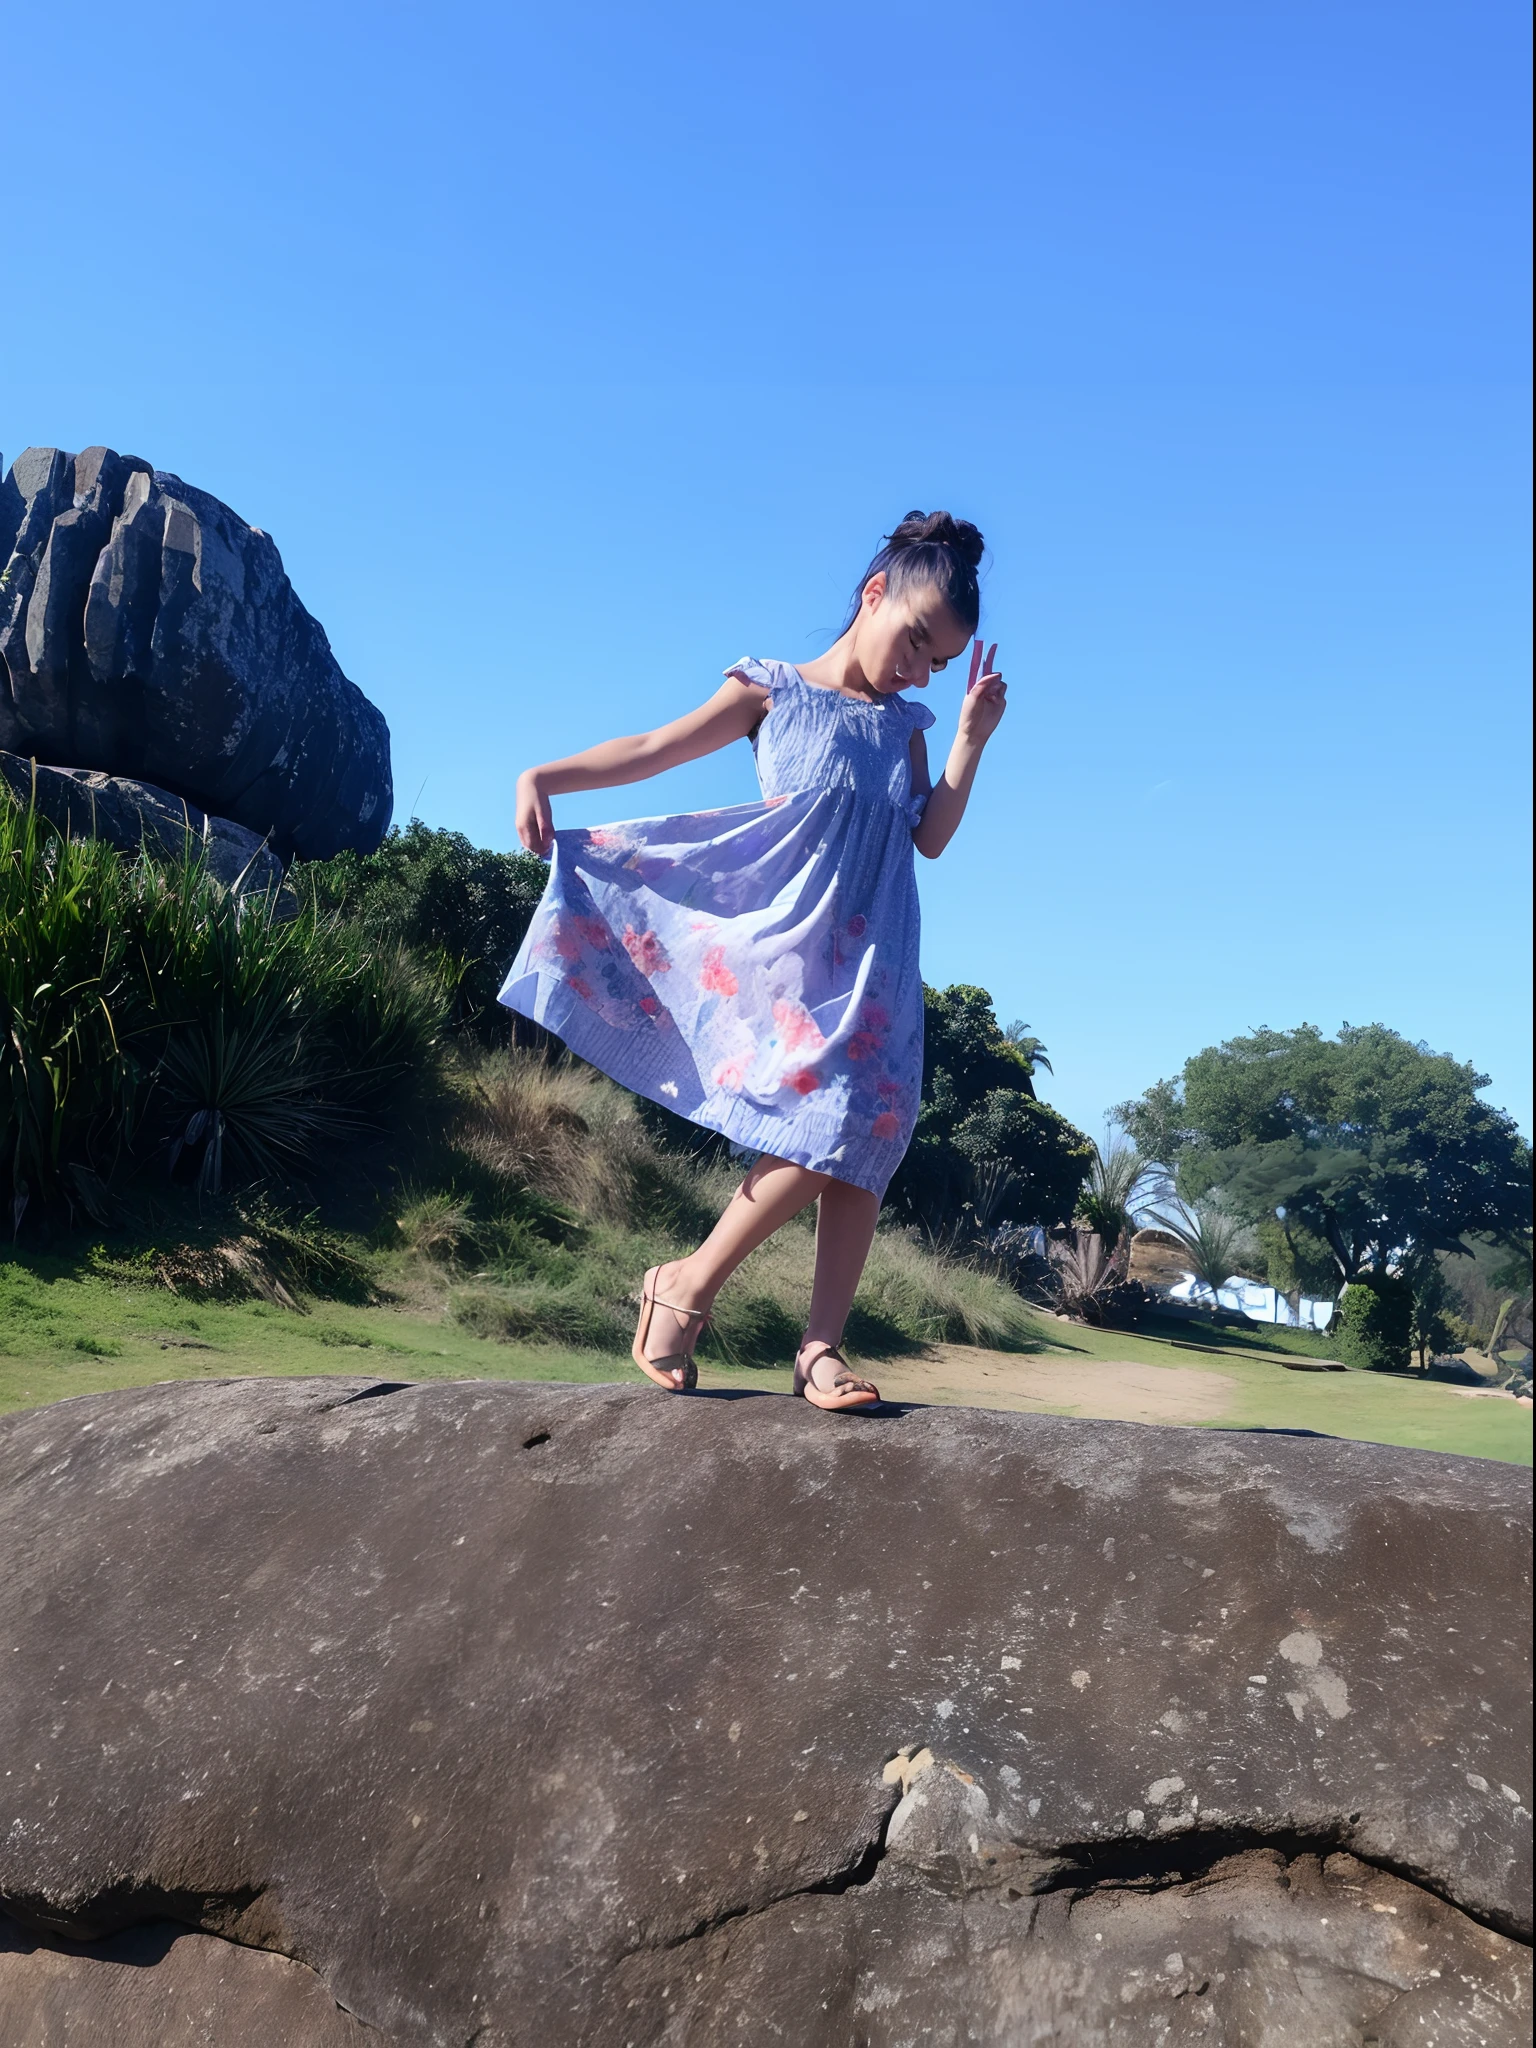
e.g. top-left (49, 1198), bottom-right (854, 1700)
top-left (854, 573), bottom-right (973, 694)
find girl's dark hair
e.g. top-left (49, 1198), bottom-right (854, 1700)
top-left (841, 509), bottom-right (985, 635)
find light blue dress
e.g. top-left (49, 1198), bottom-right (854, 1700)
top-left (497, 658), bottom-right (934, 1198)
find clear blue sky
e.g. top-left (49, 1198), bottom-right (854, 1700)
top-left (5, 1), bottom-right (1531, 1138)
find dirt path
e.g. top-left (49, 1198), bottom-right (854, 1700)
top-left (858, 1344), bottom-right (1238, 1425)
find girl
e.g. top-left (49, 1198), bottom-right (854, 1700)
top-left (500, 511), bottom-right (1007, 1411)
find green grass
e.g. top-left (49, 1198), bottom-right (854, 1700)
top-left (0, 1257), bottom-right (658, 1412)
top-left (2, 1254), bottom-right (1527, 1466)
top-left (1010, 1313), bottom-right (1532, 1466)
top-left (1134, 1312), bottom-right (1345, 1361)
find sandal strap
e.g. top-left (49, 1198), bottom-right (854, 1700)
top-left (799, 1342), bottom-right (873, 1392)
top-left (798, 1340), bottom-right (845, 1366)
top-left (650, 1294), bottom-right (711, 1325)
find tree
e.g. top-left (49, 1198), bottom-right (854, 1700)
top-left (1116, 1024), bottom-right (1530, 1289)
top-left (1409, 1263), bottom-right (1456, 1373)
top-left (296, 821), bottom-right (549, 1038)
top-left (1002, 1020), bottom-right (1053, 1078)
top-left (887, 985), bottom-right (1094, 1230)
top-left (1252, 1212), bottom-right (1339, 1321)
top-left (1111, 1076), bottom-right (1188, 1170)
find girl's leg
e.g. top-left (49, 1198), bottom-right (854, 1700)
top-left (797, 1179), bottom-right (881, 1400)
top-left (805, 1179), bottom-right (880, 1347)
top-left (640, 1155), bottom-right (830, 1370)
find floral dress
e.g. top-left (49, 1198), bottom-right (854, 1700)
top-left (497, 658), bottom-right (934, 1198)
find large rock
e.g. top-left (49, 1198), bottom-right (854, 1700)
top-left (0, 751), bottom-right (287, 898)
top-left (0, 446), bottom-right (391, 860)
top-left (0, 1379), bottom-right (1529, 2045)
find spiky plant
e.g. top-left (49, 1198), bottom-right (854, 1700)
top-left (1142, 1198), bottom-right (1260, 1309)
top-left (1, 792), bottom-right (138, 1229)
top-left (2, 785), bottom-right (452, 1217)
top-left (1075, 1139), bottom-right (1162, 1252)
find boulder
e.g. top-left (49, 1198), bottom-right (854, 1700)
top-left (0, 446), bottom-right (391, 860)
top-left (0, 751), bottom-right (287, 898)
top-left (0, 1379), bottom-right (1529, 2046)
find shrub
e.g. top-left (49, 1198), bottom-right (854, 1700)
top-left (1, 790), bottom-right (453, 1224)
top-left (395, 1191), bottom-right (475, 1262)
top-left (294, 820), bottom-right (549, 1037)
top-left (1337, 1272), bottom-right (1413, 1372)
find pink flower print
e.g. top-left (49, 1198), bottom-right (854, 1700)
top-left (847, 1031), bottom-right (881, 1061)
top-left (552, 921), bottom-right (584, 962)
top-left (860, 1002), bottom-right (889, 1034)
top-left (764, 794), bottom-right (789, 808)
top-left (872, 1111), bottom-right (901, 1139)
top-left (588, 827), bottom-right (628, 851)
top-left (622, 925), bottom-right (671, 977)
top-left (845, 913), bottom-right (867, 940)
top-left (698, 946), bottom-right (739, 998)
top-left (569, 974), bottom-right (594, 1001)
top-left (772, 998), bottom-right (825, 1052)
top-left (876, 1077), bottom-right (902, 1103)
top-left (638, 994), bottom-right (661, 1016)
top-left (713, 1059), bottom-right (748, 1092)
top-left (783, 1067), bottom-right (821, 1096)
top-left (573, 915), bottom-right (610, 950)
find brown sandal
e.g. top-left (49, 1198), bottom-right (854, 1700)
top-left (632, 1267), bottom-right (708, 1393)
top-left (793, 1340), bottom-right (881, 1411)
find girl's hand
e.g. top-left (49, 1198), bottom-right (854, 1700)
top-left (516, 769), bottom-right (554, 857)
top-left (958, 640), bottom-right (1007, 748)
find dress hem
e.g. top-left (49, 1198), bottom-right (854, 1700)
top-left (500, 967), bottom-right (902, 1200)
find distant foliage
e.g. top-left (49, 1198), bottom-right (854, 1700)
top-left (1115, 1023), bottom-right (1530, 1289)
top-left (295, 820), bottom-right (549, 1037)
top-left (887, 984), bottom-right (1094, 1231)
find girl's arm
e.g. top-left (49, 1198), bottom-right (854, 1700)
top-left (516, 677), bottom-right (770, 855)
top-left (912, 643), bottom-right (1007, 860)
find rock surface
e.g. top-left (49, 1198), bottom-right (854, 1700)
top-left (0, 751), bottom-right (286, 897)
top-left (0, 1912), bottom-right (374, 2046)
top-left (0, 1378), bottom-right (1529, 2046)
top-left (0, 446), bottom-right (391, 859)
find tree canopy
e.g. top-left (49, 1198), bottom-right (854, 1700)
top-left (1115, 1023), bottom-right (1530, 1286)
top-left (888, 985), bottom-right (1094, 1229)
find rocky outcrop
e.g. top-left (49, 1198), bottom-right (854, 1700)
top-left (0, 752), bottom-right (286, 897)
top-left (0, 446), bottom-right (391, 860)
top-left (0, 1379), bottom-right (1529, 2045)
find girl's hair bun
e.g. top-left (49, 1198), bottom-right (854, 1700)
top-left (887, 509), bottom-right (985, 574)
top-left (841, 509), bottom-right (986, 635)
